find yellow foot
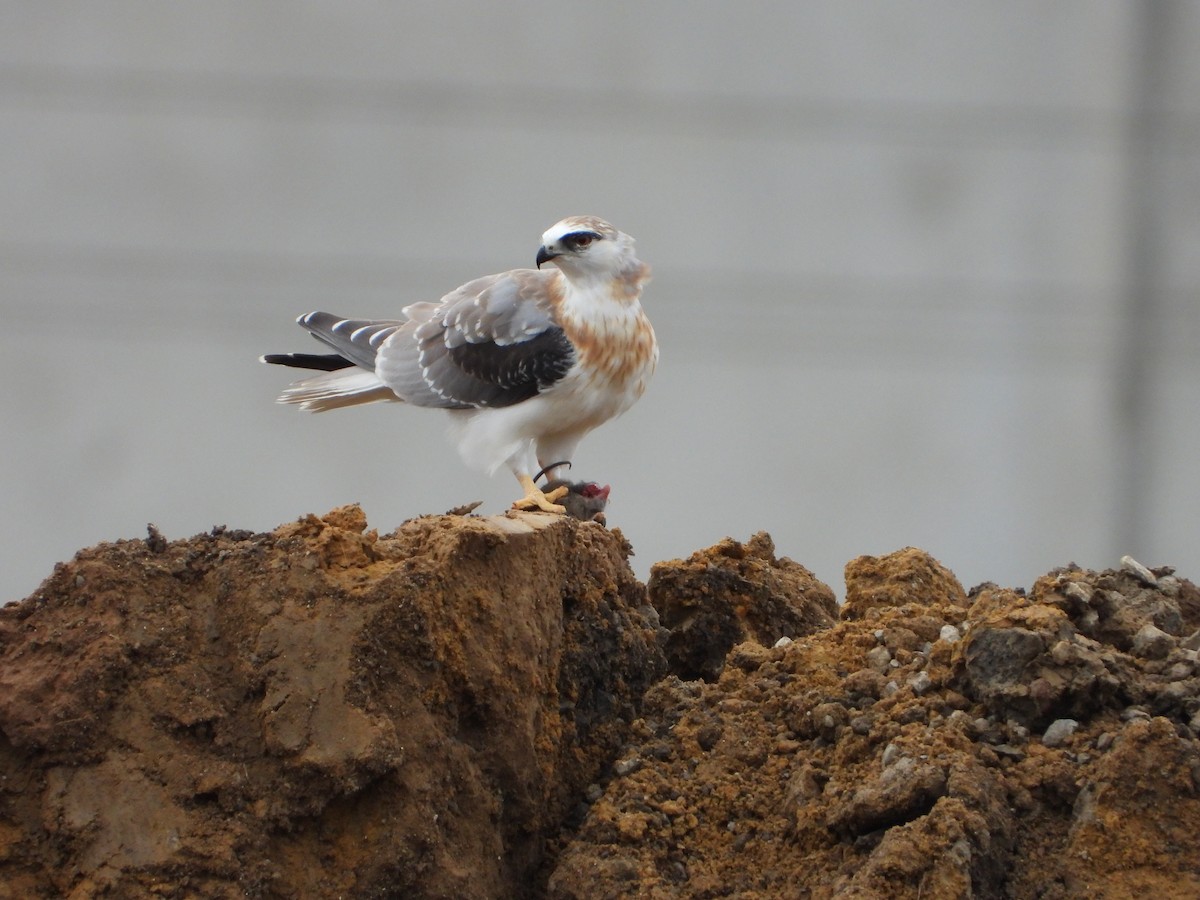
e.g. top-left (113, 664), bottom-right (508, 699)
top-left (512, 474), bottom-right (568, 514)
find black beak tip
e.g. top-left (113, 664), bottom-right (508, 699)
top-left (536, 246), bottom-right (556, 269)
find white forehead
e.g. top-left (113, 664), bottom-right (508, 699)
top-left (542, 216), bottom-right (616, 245)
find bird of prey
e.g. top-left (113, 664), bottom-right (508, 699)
top-left (262, 216), bottom-right (657, 514)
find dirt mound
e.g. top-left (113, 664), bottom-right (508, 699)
top-left (0, 507), bottom-right (663, 898)
top-left (550, 549), bottom-right (1200, 899)
top-left (2, 514), bottom-right (1199, 898)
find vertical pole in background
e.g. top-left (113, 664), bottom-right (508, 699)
top-left (1114, 1), bottom-right (1171, 558)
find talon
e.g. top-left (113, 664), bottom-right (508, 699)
top-left (512, 474), bottom-right (567, 514)
top-left (533, 460), bottom-right (572, 483)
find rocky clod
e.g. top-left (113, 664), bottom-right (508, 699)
top-left (647, 532), bottom-right (837, 682)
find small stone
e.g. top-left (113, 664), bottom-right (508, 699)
top-left (1165, 661), bottom-right (1194, 680)
top-left (585, 783), bottom-right (603, 803)
top-left (883, 681), bottom-right (900, 697)
top-left (844, 668), bottom-right (887, 699)
top-left (773, 636), bottom-right (794, 649)
top-left (850, 716), bottom-right (872, 736)
top-left (696, 723), bottom-right (722, 751)
top-left (1049, 640), bottom-right (1075, 665)
top-left (1062, 581), bottom-right (1092, 605)
top-left (938, 624), bottom-right (961, 643)
top-left (1120, 706), bottom-right (1151, 722)
top-left (992, 744), bottom-right (1026, 761)
top-left (784, 764), bottom-right (825, 805)
top-left (1182, 630), bottom-right (1200, 652)
top-left (1042, 718), bottom-right (1079, 748)
top-left (1131, 623), bottom-right (1174, 660)
top-left (881, 743), bottom-right (902, 768)
top-left (909, 671), bottom-right (933, 695)
top-left (1007, 721), bottom-right (1030, 742)
top-left (977, 746), bottom-right (1000, 767)
top-left (881, 755), bottom-right (917, 783)
top-left (946, 710), bottom-right (972, 730)
top-left (1095, 732), bottom-right (1115, 751)
top-left (865, 645), bottom-right (892, 673)
top-left (613, 756), bottom-right (642, 777)
top-left (1120, 555), bottom-right (1158, 587)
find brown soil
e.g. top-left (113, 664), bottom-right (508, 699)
top-left (2, 508), bottom-right (1199, 898)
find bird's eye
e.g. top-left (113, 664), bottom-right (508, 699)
top-left (567, 232), bottom-right (598, 250)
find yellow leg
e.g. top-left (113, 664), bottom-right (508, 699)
top-left (512, 473), bottom-right (568, 513)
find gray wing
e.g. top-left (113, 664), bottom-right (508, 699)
top-left (375, 268), bottom-right (577, 409)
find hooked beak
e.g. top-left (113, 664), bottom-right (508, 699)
top-left (536, 245), bottom-right (559, 269)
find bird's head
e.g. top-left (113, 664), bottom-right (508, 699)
top-left (543, 478), bottom-right (611, 523)
top-left (536, 216), bottom-right (636, 280)
top-left (576, 482), bottom-right (611, 502)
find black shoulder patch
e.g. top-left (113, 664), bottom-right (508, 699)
top-left (447, 328), bottom-right (575, 407)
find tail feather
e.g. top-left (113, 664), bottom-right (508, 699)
top-left (275, 368), bottom-right (400, 412)
top-left (261, 352), bottom-right (354, 372)
top-left (262, 310), bottom-right (410, 411)
top-left (297, 312), bottom-right (404, 371)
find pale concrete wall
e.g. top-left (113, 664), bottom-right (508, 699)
top-left (2, 2), bottom-right (1197, 602)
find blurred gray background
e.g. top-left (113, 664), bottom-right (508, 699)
top-left (3, 2), bottom-right (1197, 604)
